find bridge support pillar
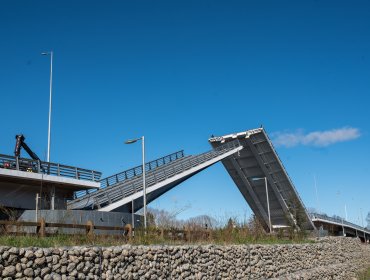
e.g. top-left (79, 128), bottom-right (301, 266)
top-left (50, 186), bottom-right (56, 210)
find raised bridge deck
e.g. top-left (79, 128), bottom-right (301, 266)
top-left (68, 141), bottom-right (242, 212)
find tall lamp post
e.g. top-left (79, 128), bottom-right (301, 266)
top-left (41, 51), bottom-right (53, 162)
top-left (336, 191), bottom-right (346, 236)
top-left (252, 177), bottom-right (272, 233)
top-left (360, 208), bottom-right (366, 242)
top-left (125, 136), bottom-right (146, 230)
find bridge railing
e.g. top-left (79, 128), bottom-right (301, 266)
top-left (68, 140), bottom-right (241, 209)
top-left (93, 139), bottom-right (241, 208)
top-left (72, 150), bottom-right (185, 199)
top-left (100, 150), bottom-right (184, 189)
top-left (0, 154), bottom-right (101, 182)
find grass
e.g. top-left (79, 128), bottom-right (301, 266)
top-left (208, 227), bottom-right (314, 245)
top-left (357, 266), bottom-right (370, 280)
top-left (0, 234), bottom-right (131, 248)
top-left (0, 228), bottom-right (314, 248)
top-left (0, 214), bottom-right (314, 247)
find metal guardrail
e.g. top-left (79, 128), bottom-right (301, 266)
top-left (0, 219), bottom-right (213, 241)
top-left (310, 213), bottom-right (370, 234)
top-left (73, 150), bottom-right (185, 199)
top-left (68, 140), bottom-right (241, 210)
top-left (0, 219), bottom-right (132, 237)
top-left (0, 154), bottom-right (101, 182)
top-left (100, 150), bottom-right (184, 188)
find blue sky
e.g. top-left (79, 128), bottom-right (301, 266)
top-left (1, 1), bottom-right (369, 226)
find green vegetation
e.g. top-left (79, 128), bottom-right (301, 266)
top-left (0, 209), bottom-right (314, 247)
top-left (0, 233), bottom-right (313, 248)
top-left (0, 234), bottom-right (132, 248)
top-left (357, 266), bottom-right (370, 280)
top-left (0, 219), bottom-right (314, 248)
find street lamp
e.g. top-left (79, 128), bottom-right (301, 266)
top-left (41, 51), bottom-right (53, 162)
top-left (360, 208), bottom-right (366, 242)
top-left (336, 191), bottom-right (346, 236)
top-left (125, 136), bottom-right (146, 230)
top-left (251, 177), bottom-right (272, 233)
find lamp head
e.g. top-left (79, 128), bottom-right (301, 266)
top-left (250, 177), bottom-right (265, 181)
top-left (125, 139), bottom-right (138, 144)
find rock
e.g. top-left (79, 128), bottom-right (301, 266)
top-left (67, 262), bottom-right (76, 272)
top-left (0, 237), bottom-right (367, 280)
top-left (103, 251), bottom-right (111, 259)
top-left (35, 249), bottom-right (44, 258)
top-left (76, 262), bottom-right (84, 271)
top-left (52, 255), bottom-right (60, 265)
top-left (61, 266), bottom-right (67, 273)
top-left (41, 267), bottom-right (51, 277)
top-left (53, 263), bottom-right (61, 271)
top-left (2, 251), bottom-right (9, 259)
top-left (8, 254), bottom-right (17, 263)
top-left (43, 248), bottom-right (51, 256)
top-left (15, 263), bottom-right (22, 272)
top-left (25, 250), bottom-right (35, 259)
top-left (35, 257), bottom-right (46, 265)
top-left (53, 273), bottom-right (62, 280)
top-left (8, 247), bottom-right (19, 254)
top-left (2, 265), bottom-right (16, 277)
top-left (24, 267), bottom-right (34, 277)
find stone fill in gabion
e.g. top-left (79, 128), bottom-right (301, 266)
top-left (0, 237), bottom-right (369, 279)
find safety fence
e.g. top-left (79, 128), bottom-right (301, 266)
top-left (0, 220), bottom-right (213, 242)
top-left (0, 219), bottom-right (132, 238)
top-left (0, 154), bottom-right (101, 182)
top-left (69, 140), bottom-right (241, 210)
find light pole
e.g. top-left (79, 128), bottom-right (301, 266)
top-left (41, 51), bottom-right (53, 162)
top-left (336, 191), bottom-right (345, 236)
top-left (252, 177), bottom-right (272, 233)
top-left (360, 208), bottom-right (366, 242)
top-left (313, 174), bottom-right (320, 214)
top-left (125, 136), bottom-right (146, 230)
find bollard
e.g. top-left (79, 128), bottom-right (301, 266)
top-left (37, 218), bottom-right (46, 237)
top-left (86, 220), bottom-right (94, 237)
top-left (185, 227), bottom-right (191, 242)
top-left (207, 229), bottom-right (212, 242)
top-left (124, 224), bottom-right (132, 241)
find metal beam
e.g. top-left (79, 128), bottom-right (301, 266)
top-left (244, 136), bottom-right (296, 227)
top-left (98, 146), bottom-right (243, 212)
top-left (260, 130), bottom-right (316, 229)
top-left (228, 155), bottom-right (270, 227)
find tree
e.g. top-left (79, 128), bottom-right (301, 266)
top-left (287, 195), bottom-right (309, 231)
top-left (247, 214), bottom-right (265, 237)
top-left (226, 217), bottom-right (236, 230)
top-left (307, 207), bottom-right (318, 215)
top-left (147, 204), bottom-right (191, 229)
top-left (148, 208), bottom-right (183, 229)
top-left (185, 215), bottom-right (217, 230)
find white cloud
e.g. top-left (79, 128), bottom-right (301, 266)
top-left (272, 127), bottom-right (361, 148)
